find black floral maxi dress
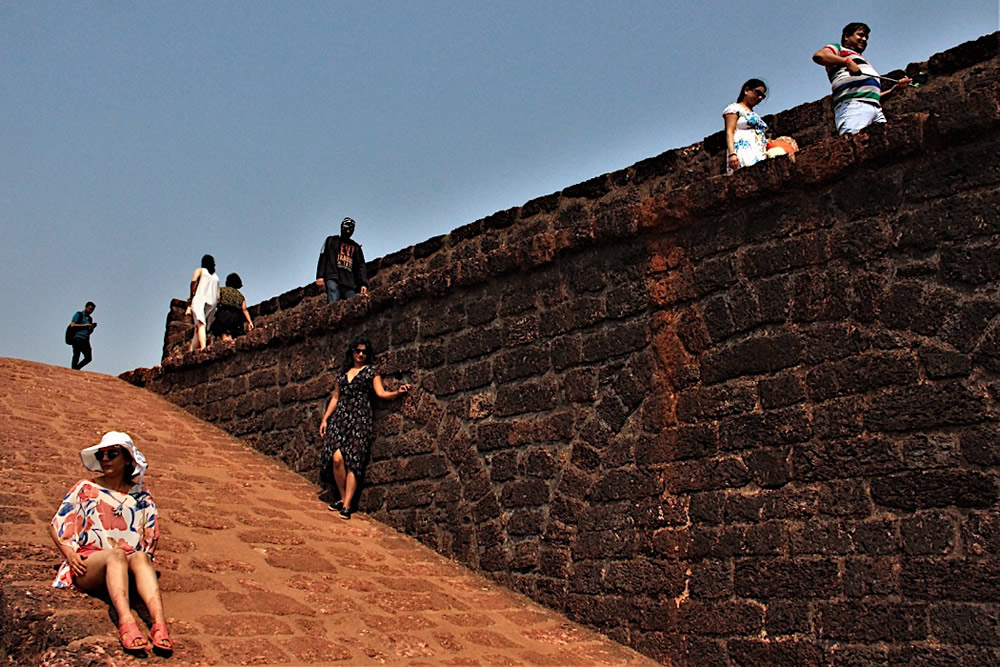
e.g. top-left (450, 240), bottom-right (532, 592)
top-left (321, 365), bottom-right (377, 484)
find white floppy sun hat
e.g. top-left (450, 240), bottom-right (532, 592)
top-left (79, 431), bottom-right (148, 488)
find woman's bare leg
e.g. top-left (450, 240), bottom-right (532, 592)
top-left (332, 449), bottom-right (347, 501)
top-left (189, 313), bottom-right (201, 352)
top-left (343, 470), bottom-right (358, 510)
top-left (73, 549), bottom-right (135, 625)
top-left (196, 322), bottom-right (207, 349)
top-left (127, 552), bottom-right (167, 627)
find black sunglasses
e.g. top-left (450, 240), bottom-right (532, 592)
top-left (95, 449), bottom-right (122, 461)
top-left (753, 88), bottom-right (767, 99)
top-left (353, 348), bottom-right (368, 355)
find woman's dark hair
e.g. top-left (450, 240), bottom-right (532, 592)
top-left (736, 78), bottom-right (767, 103)
top-left (201, 254), bottom-right (216, 273)
top-left (842, 22), bottom-right (870, 41)
top-left (225, 272), bottom-right (243, 289)
top-left (120, 447), bottom-right (137, 482)
top-left (341, 335), bottom-right (375, 371)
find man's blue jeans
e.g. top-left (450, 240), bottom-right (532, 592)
top-left (325, 280), bottom-right (356, 304)
top-left (835, 99), bottom-right (886, 135)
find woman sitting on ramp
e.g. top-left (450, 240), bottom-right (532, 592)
top-left (48, 431), bottom-right (172, 654)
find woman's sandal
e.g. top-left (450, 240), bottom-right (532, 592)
top-left (118, 621), bottom-right (148, 651)
top-left (150, 622), bottom-right (173, 652)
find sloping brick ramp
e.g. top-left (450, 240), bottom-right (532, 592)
top-left (0, 358), bottom-right (654, 666)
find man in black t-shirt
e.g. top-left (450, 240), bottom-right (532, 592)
top-left (316, 217), bottom-right (368, 303)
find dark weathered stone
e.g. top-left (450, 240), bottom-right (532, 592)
top-left (843, 556), bottom-right (900, 599)
top-left (929, 603), bottom-right (1000, 646)
top-left (719, 407), bottom-right (811, 451)
top-left (864, 381), bottom-right (989, 432)
top-left (816, 601), bottom-right (928, 642)
top-left (700, 331), bottom-right (802, 384)
top-left (961, 424), bottom-right (1000, 466)
top-left (676, 381), bottom-right (757, 422)
top-left (871, 470), bottom-right (998, 510)
top-left (792, 435), bottom-right (903, 482)
top-left (728, 639), bottom-right (824, 666)
top-left (562, 174), bottom-right (610, 200)
top-left (520, 191), bottom-right (561, 217)
top-left (902, 511), bottom-right (957, 555)
top-left (637, 424), bottom-right (718, 464)
top-left (735, 558), bottom-right (840, 599)
top-left (757, 372), bottom-right (806, 409)
top-left (589, 469), bottom-right (660, 502)
top-left (679, 599), bottom-right (764, 635)
top-left (414, 234), bottom-right (445, 259)
top-left (804, 351), bottom-right (919, 401)
top-left (662, 458), bottom-right (751, 494)
top-left (929, 32), bottom-right (1000, 74)
top-left (903, 558), bottom-right (1000, 602)
top-left (765, 601), bottom-right (812, 636)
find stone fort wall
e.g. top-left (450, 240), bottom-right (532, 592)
top-left (124, 33), bottom-right (1000, 664)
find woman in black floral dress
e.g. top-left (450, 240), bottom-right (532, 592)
top-left (319, 336), bottom-right (411, 519)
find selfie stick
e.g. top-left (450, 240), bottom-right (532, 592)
top-left (874, 72), bottom-right (928, 88)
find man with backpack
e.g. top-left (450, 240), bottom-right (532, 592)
top-left (67, 302), bottom-right (97, 370)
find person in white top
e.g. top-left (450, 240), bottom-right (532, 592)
top-left (723, 78), bottom-right (769, 173)
top-left (187, 254), bottom-right (220, 351)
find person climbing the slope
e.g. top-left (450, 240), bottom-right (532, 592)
top-left (68, 301), bottom-right (97, 370)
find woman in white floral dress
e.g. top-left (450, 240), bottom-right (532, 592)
top-left (49, 431), bottom-right (171, 654)
top-left (723, 78), bottom-right (769, 173)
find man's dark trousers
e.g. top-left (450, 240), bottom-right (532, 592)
top-left (72, 340), bottom-right (92, 370)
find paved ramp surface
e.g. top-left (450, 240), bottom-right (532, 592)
top-left (0, 358), bottom-right (654, 666)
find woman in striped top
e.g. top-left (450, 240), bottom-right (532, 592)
top-left (813, 22), bottom-right (911, 135)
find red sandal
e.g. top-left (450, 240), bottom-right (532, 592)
top-left (118, 621), bottom-right (148, 651)
top-left (150, 622), bottom-right (173, 652)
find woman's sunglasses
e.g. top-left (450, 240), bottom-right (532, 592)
top-left (353, 348), bottom-right (368, 355)
top-left (94, 449), bottom-right (122, 461)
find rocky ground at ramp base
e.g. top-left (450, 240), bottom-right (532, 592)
top-left (0, 358), bottom-right (653, 666)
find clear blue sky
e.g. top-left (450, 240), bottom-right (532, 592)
top-left (2, 1), bottom-right (997, 375)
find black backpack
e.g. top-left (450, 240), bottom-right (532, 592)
top-left (65, 313), bottom-right (80, 345)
